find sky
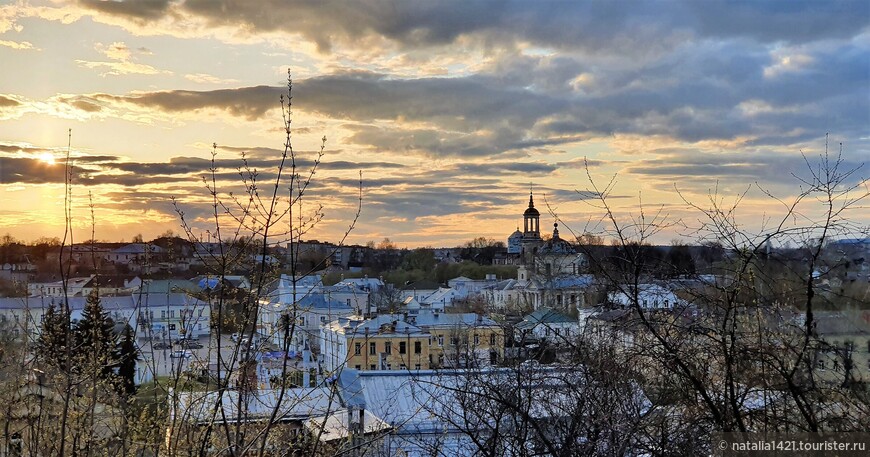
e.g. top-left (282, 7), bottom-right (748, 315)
top-left (0, 0), bottom-right (868, 248)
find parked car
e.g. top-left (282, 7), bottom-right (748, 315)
top-left (153, 341), bottom-right (171, 350)
top-left (170, 350), bottom-right (193, 359)
top-left (181, 340), bottom-right (203, 349)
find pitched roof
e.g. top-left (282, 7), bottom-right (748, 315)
top-left (112, 243), bottom-right (164, 254)
top-left (327, 314), bottom-right (428, 337)
top-left (516, 307), bottom-right (576, 330)
top-left (174, 387), bottom-right (335, 424)
top-left (412, 310), bottom-right (499, 328)
top-left (295, 293), bottom-right (354, 311)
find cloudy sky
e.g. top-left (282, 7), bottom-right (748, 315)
top-left (0, 0), bottom-right (867, 247)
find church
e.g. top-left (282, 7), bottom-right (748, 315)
top-left (488, 191), bottom-right (592, 312)
top-left (499, 191), bottom-right (587, 276)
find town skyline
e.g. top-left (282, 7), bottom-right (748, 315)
top-left (1, 1), bottom-right (868, 248)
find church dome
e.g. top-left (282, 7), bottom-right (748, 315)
top-left (509, 229), bottom-right (523, 239)
top-left (523, 206), bottom-right (540, 217)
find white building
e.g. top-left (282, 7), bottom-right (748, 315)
top-left (27, 276), bottom-right (93, 298)
top-left (514, 307), bottom-right (581, 344)
top-left (608, 283), bottom-right (681, 309)
top-left (134, 292), bottom-right (211, 340)
top-left (258, 274), bottom-right (367, 350)
top-left (447, 275), bottom-right (499, 300)
top-left (0, 293), bottom-right (211, 339)
top-left (105, 243), bottom-right (164, 265)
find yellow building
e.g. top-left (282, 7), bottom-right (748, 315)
top-left (409, 310), bottom-right (504, 368)
top-left (320, 311), bottom-right (505, 372)
top-left (321, 315), bottom-right (431, 372)
top-left (812, 310), bottom-right (870, 384)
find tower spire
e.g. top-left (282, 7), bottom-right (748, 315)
top-left (528, 183), bottom-right (535, 208)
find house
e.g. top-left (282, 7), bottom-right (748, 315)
top-left (260, 293), bottom-right (357, 352)
top-left (62, 242), bottom-right (121, 265)
top-left (483, 278), bottom-right (528, 310)
top-left (0, 263), bottom-right (34, 284)
top-left (447, 275), bottom-right (499, 300)
top-left (167, 386), bottom-right (370, 452)
top-left (399, 287), bottom-right (458, 312)
top-left (340, 276), bottom-right (385, 293)
top-left (608, 283), bottom-right (682, 309)
top-left (0, 295), bottom-right (143, 342)
top-left (258, 274), bottom-right (367, 350)
top-left (191, 274), bottom-right (251, 292)
top-left (812, 310), bottom-right (870, 384)
top-left (27, 276), bottom-right (93, 297)
top-left (80, 275), bottom-right (142, 297)
top-left (335, 367), bottom-right (646, 456)
top-left (515, 307), bottom-right (580, 344)
top-left (321, 310), bottom-right (504, 373)
top-left (105, 243), bottom-right (164, 265)
top-left (133, 292), bottom-right (211, 340)
top-left (321, 315), bottom-right (431, 373)
top-left (409, 309), bottom-right (503, 368)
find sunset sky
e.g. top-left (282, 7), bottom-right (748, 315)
top-left (1, 1), bottom-right (868, 247)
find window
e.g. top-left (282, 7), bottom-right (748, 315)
top-left (370, 364), bottom-right (376, 370)
top-left (816, 359), bottom-right (826, 370)
top-left (169, 310), bottom-right (175, 318)
top-left (161, 310), bottom-right (166, 319)
top-left (354, 343), bottom-right (361, 355)
top-left (386, 363), bottom-right (392, 370)
top-left (355, 365), bottom-right (361, 370)
top-left (438, 335), bottom-right (444, 346)
top-left (490, 333), bottom-right (496, 346)
top-left (399, 342), bottom-right (407, 354)
top-left (400, 364), bottom-right (406, 370)
top-left (320, 316), bottom-right (326, 323)
top-left (450, 336), bottom-right (459, 345)
top-left (473, 334), bottom-right (480, 345)
top-left (369, 342), bottom-right (376, 355)
top-left (414, 341), bottom-right (421, 354)
top-left (385, 341), bottom-right (392, 355)
top-left (347, 299), bottom-right (352, 306)
top-left (414, 364), bottom-right (421, 370)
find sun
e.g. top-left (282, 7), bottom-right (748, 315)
top-left (38, 153), bottom-right (56, 165)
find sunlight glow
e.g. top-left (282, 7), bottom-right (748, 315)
top-left (38, 152), bottom-right (56, 165)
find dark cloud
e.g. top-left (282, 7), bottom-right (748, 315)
top-left (0, 157), bottom-right (86, 184)
top-left (0, 95), bottom-right (20, 108)
top-left (58, 52), bottom-right (868, 158)
top-left (80, 1), bottom-right (869, 53)
top-left (77, 0), bottom-right (173, 22)
top-left (70, 99), bottom-right (103, 113)
top-left (0, 143), bottom-right (50, 154)
top-left (624, 148), bottom-right (867, 190)
top-left (77, 85), bottom-right (284, 121)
